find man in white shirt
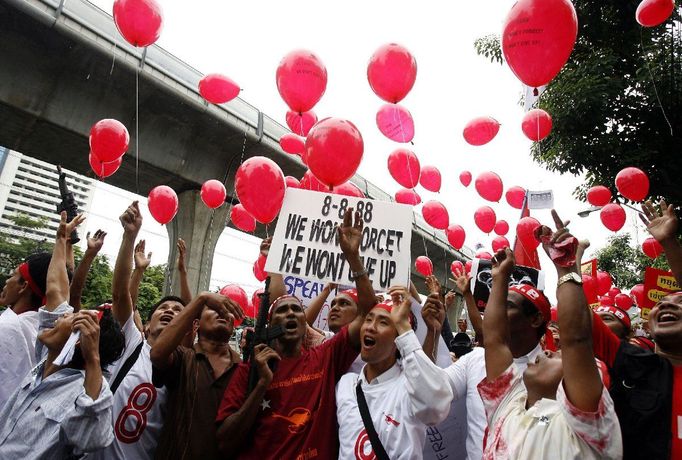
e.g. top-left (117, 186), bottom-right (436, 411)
top-left (336, 286), bottom-right (453, 460)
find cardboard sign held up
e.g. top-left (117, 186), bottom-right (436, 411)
top-left (265, 188), bottom-right (413, 290)
top-left (469, 258), bottom-right (545, 310)
top-left (642, 267), bottom-right (680, 319)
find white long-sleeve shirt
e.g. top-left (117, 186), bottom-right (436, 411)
top-left (0, 308), bottom-right (38, 411)
top-left (336, 330), bottom-right (453, 459)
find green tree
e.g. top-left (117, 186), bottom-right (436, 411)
top-left (136, 264), bottom-right (167, 321)
top-left (474, 2), bottom-right (682, 203)
top-left (594, 234), bottom-right (669, 288)
top-left (0, 213), bottom-right (53, 288)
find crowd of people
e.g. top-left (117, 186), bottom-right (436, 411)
top-left (0, 196), bottom-right (680, 460)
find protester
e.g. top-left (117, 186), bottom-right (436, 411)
top-left (595, 304), bottom-right (632, 339)
top-left (478, 214), bottom-right (622, 458)
top-left (0, 212), bottom-right (125, 458)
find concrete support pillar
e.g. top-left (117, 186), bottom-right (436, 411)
top-left (164, 190), bottom-right (229, 297)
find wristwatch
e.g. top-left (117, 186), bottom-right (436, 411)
top-left (557, 272), bottom-right (583, 287)
top-left (350, 268), bottom-right (368, 281)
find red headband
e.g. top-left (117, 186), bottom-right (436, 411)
top-left (18, 262), bottom-right (46, 305)
top-left (268, 295), bottom-right (302, 320)
top-left (96, 303), bottom-right (112, 322)
top-left (509, 284), bottom-right (552, 323)
top-left (339, 289), bottom-right (359, 304)
top-left (596, 305), bottom-right (631, 330)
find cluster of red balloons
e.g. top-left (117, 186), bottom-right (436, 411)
top-left (586, 167), bottom-right (649, 232)
top-left (89, 119), bottom-right (129, 179)
top-left (148, 185), bottom-right (178, 224)
top-left (113, 0), bottom-right (163, 48)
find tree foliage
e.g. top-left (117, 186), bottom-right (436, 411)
top-left (474, 2), bottom-right (682, 203)
top-left (594, 234), bottom-right (669, 288)
top-left (0, 214), bottom-right (53, 288)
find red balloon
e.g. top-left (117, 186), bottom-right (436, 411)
top-left (446, 225), bottom-right (466, 250)
top-left (451, 261), bottom-right (465, 276)
top-left (642, 237), bottom-right (664, 258)
top-left (419, 166), bottom-right (442, 193)
top-left (502, 0), bottom-right (578, 88)
top-left (415, 256), bottom-right (433, 277)
top-left (465, 260), bottom-right (473, 275)
top-left (219, 284), bottom-right (248, 318)
top-left (286, 110), bottom-right (318, 137)
top-left (494, 220), bottom-right (510, 236)
top-left (89, 119), bottom-right (129, 163)
top-left (615, 293), bottom-right (634, 310)
top-left (148, 185), bottom-right (178, 225)
top-left (596, 271), bottom-right (613, 296)
top-left (463, 117), bottom-right (500, 146)
top-left (367, 43), bottom-right (417, 104)
top-left (492, 236), bottom-right (511, 252)
top-left (280, 133), bottom-right (305, 155)
top-left (113, 0), bottom-right (163, 47)
top-left (276, 50), bottom-right (327, 113)
top-left (235, 157), bottom-right (285, 224)
top-left (600, 295), bottom-right (615, 307)
top-left (230, 204), bottom-right (256, 233)
top-left (376, 104), bottom-right (415, 143)
top-left (300, 170), bottom-right (327, 192)
top-left (333, 182), bottom-right (365, 198)
top-left (395, 188), bottom-right (421, 206)
top-left (253, 255), bottom-right (267, 282)
top-left (305, 118), bottom-right (364, 188)
top-left (285, 176), bottom-right (301, 189)
top-left (608, 287), bottom-right (622, 298)
top-left (200, 179), bottom-right (226, 209)
top-left (89, 153), bottom-right (122, 179)
top-left (422, 200), bottom-right (449, 230)
top-left (517, 216), bottom-right (541, 251)
top-left (630, 284), bottom-right (645, 306)
top-left (582, 274), bottom-right (598, 301)
top-left (636, 0), bottom-right (675, 27)
top-left (476, 251), bottom-right (493, 260)
top-left (475, 172), bottom-right (504, 202)
top-left (600, 203), bottom-right (626, 232)
top-left (521, 109), bottom-right (553, 141)
top-left (505, 186), bottom-right (526, 209)
top-left (459, 171), bottom-right (472, 187)
top-left (587, 186), bottom-right (612, 207)
top-left (250, 289), bottom-right (264, 315)
top-left (474, 206), bottom-right (497, 234)
top-left (199, 74), bottom-right (239, 104)
top-left (615, 167), bottom-right (649, 202)
top-left (387, 148), bottom-right (421, 188)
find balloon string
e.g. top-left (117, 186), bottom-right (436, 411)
top-left (109, 42), bottom-right (117, 75)
top-left (640, 27), bottom-right (674, 136)
top-left (223, 126), bottom-right (249, 228)
top-left (135, 65), bottom-right (140, 195)
top-left (422, 233), bottom-right (429, 258)
top-left (298, 113), bottom-right (304, 137)
top-left (394, 103), bottom-right (407, 144)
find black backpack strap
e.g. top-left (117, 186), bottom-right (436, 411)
top-left (355, 380), bottom-right (390, 460)
top-left (110, 341), bottom-right (144, 394)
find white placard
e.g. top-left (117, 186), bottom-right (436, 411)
top-left (265, 188), bottom-right (413, 290)
top-left (527, 189), bottom-right (554, 209)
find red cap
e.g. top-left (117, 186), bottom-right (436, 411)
top-left (595, 305), bottom-right (631, 330)
top-left (339, 289), bottom-right (359, 305)
top-left (509, 284), bottom-right (552, 323)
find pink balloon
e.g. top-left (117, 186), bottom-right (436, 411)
top-left (516, 216), bottom-right (541, 251)
top-left (474, 206), bottom-right (497, 234)
top-left (636, 0), bottom-right (675, 27)
top-left (630, 284), bottom-right (645, 306)
top-left (476, 251), bottom-right (493, 260)
top-left (253, 255), bottom-right (267, 282)
top-left (587, 186), bottom-right (612, 207)
top-left (395, 188), bottom-right (421, 206)
top-left (376, 104), bottom-right (415, 143)
top-left (415, 256), bottom-right (433, 277)
top-left (492, 236), bottom-right (511, 252)
top-left (235, 157), bottom-right (285, 224)
top-left (199, 74), bottom-right (239, 104)
top-left (521, 109), bottom-right (553, 141)
top-left (305, 118), bottom-right (364, 188)
top-left (451, 261), bottom-right (465, 276)
top-left (276, 50), bottom-right (327, 113)
top-left (230, 204), bottom-right (256, 232)
top-left (419, 166), bottom-right (442, 193)
top-left (505, 186), bottom-right (526, 209)
top-left (286, 110), bottom-right (318, 137)
top-left (219, 284), bottom-right (248, 314)
top-left (463, 117), bottom-right (500, 146)
top-left (446, 224), bottom-right (466, 250)
top-left (367, 43), bottom-right (417, 104)
top-left (387, 148), bottom-right (421, 188)
top-left (596, 271), bottom-right (613, 296)
top-left (279, 133), bottom-right (305, 155)
top-left (475, 172), bottom-right (504, 202)
top-left (459, 171), bottom-right (472, 187)
top-left (494, 220), bottom-right (510, 236)
top-left (300, 170), bottom-right (327, 192)
top-left (333, 182), bottom-right (365, 198)
top-left (615, 167), bottom-right (649, 202)
top-left (113, 0), bottom-right (163, 47)
top-left (89, 153), bottom-right (122, 179)
top-left (642, 237), bottom-right (664, 258)
top-left (600, 203), bottom-right (626, 232)
top-left (89, 119), bottom-right (129, 163)
top-left (615, 293), bottom-right (634, 310)
top-left (148, 185), bottom-right (178, 225)
top-left (285, 176), bottom-right (301, 189)
top-left (422, 200), bottom-right (449, 230)
top-left (200, 179), bottom-right (227, 209)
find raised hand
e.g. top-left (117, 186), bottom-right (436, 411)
top-left (387, 285), bottom-right (412, 333)
top-left (119, 201), bottom-right (143, 235)
top-left (338, 208), bottom-right (363, 258)
top-left (491, 247), bottom-right (515, 279)
top-left (641, 199), bottom-right (678, 244)
top-left (254, 344), bottom-right (280, 387)
top-left (444, 291), bottom-right (457, 309)
top-left (425, 275), bottom-right (442, 296)
top-left (421, 293), bottom-right (446, 331)
top-left (57, 211), bottom-right (85, 241)
top-left (86, 229), bottom-right (107, 254)
top-left (72, 310), bottom-right (100, 365)
top-left (260, 237), bottom-right (272, 258)
top-left (134, 239), bottom-right (152, 270)
top-left (452, 268), bottom-right (471, 295)
top-left (536, 210), bottom-right (578, 268)
top-left (177, 238), bottom-right (187, 272)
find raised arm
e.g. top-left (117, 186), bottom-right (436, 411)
top-left (482, 248), bottom-right (515, 381)
top-left (421, 275), bottom-right (445, 362)
top-left (642, 199), bottom-right (682, 285)
top-left (453, 269), bottom-right (483, 344)
top-left (129, 239), bottom-right (151, 308)
top-left (69, 230), bottom-right (107, 312)
top-left (305, 282), bottom-right (336, 327)
top-left (46, 212), bottom-right (85, 310)
top-left (176, 238), bottom-right (192, 304)
top-left (112, 202), bottom-right (142, 325)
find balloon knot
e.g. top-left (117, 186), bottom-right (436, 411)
top-left (410, 141), bottom-right (415, 146)
top-left (533, 88), bottom-right (539, 96)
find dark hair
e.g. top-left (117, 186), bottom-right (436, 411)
top-left (518, 296), bottom-right (548, 340)
top-left (22, 252), bottom-right (74, 307)
top-left (146, 295), bottom-right (186, 322)
top-left (70, 309), bottom-right (125, 370)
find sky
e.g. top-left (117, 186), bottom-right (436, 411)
top-left (81, 0), bottom-right (653, 300)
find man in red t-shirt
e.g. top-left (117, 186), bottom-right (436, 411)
top-left (216, 209), bottom-right (375, 459)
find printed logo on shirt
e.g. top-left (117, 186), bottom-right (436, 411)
top-left (354, 429), bottom-right (376, 460)
top-left (384, 414), bottom-right (400, 427)
top-left (115, 383), bottom-right (157, 443)
top-left (270, 407), bottom-right (312, 434)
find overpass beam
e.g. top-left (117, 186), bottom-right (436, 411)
top-left (164, 190), bottom-right (228, 297)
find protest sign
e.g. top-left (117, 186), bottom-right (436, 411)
top-left (265, 188), bottom-right (413, 289)
top-left (469, 258), bottom-right (545, 309)
top-left (642, 267), bottom-right (680, 319)
top-left (580, 258), bottom-right (599, 307)
top-left (527, 189), bottom-right (554, 209)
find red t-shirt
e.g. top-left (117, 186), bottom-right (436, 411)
top-left (672, 366), bottom-right (682, 460)
top-left (216, 326), bottom-right (358, 459)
